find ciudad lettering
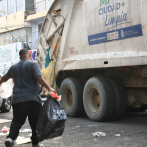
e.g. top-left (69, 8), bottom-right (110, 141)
top-left (99, 3), bottom-right (121, 15)
top-left (99, 3), bottom-right (128, 27)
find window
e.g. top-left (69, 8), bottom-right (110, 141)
top-left (16, 0), bottom-right (25, 12)
top-left (18, 29), bottom-right (26, 42)
top-left (12, 36), bottom-right (19, 43)
top-left (0, 0), bottom-right (7, 17)
top-left (8, 0), bottom-right (15, 15)
top-left (0, 0), bottom-right (51, 16)
top-left (0, 34), bottom-right (5, 46)
top-left (0, 0), bottom-right (26, 17)
top-left (12, 30), bottom-right (19, 43)
top-left (0, 28), bottom-right (27, 46)
top-left (5, 32), bottom-right (12, 44)
top-left (35, 0), bottom-right (46, 13)
top-left (25, 0), bottom-right (34, 11)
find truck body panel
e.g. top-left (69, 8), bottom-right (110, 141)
top-left (37, 0), bottom-right (147, 111)
top-left (37, 0), bottom-right (147, 71)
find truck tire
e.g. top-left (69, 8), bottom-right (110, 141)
top-left (1, 97), bottom-right (11, 113)
top-left (106, 77), bottom-right (127, 120)
top-left (59, 78), bottom-right (84, 117)
top-left (83, 77), bottom-right (115, 122)
top-left (79, 78), bottom-right (87, 87)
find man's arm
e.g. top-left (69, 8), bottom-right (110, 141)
top-left (35, 76), bottom-right (56, 93)
top-left (0, 75), bottom-right (10, 86)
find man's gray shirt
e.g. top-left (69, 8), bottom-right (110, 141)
top-left (6, 60), bottom-right (42, 104)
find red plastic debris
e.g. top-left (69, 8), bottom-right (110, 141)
top-left (2, 126), bottom-right (10, 133)
top-left (49, 92), bottom-right (61, 101)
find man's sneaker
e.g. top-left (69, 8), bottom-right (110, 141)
top-left (32, 144), bottom-right (44, 147)
top-left (5, 138), bottom-right (14, 147)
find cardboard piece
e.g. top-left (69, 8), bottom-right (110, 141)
top-left (0, 119), bottom-right (11, 123)
top-left (21, 129), bottom-right (32, 133)
top-left (0, 133), bottom-right (6, 136)
top-left (16, 138), bottom-right (31, 145)
top-left (17, 136), bottom-right (25, 140)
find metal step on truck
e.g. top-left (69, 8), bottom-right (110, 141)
top-left (37, 0), bottom-right (147, 122)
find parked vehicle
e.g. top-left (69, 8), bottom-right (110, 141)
top-left (0, 67), bottom-right (9, 75)
top-left (36, 0), bottom-right (147, 121)
top-left (0, 73), bottom-right (13, 113)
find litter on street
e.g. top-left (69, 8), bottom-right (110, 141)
top-left (16, 138), bottom-right (31, 145)
top-left (1, 0), bottom-right (147, 147)
top-left (92, 132), bottom-right (107, 137)
top-left (0, 119), bottom-right (11, 124)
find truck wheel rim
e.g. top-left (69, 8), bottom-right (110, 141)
top-left (87, 87), bottom-right (100, 113)
top-left (63, 87), bottom-right (73, 109)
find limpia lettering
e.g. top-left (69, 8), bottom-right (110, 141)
top-left (105, 11), bottom-right (128, 26)
top-left (99, 3), bottom-right (120, 15)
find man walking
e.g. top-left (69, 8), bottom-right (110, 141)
top-left (0, 48), bottom-right (55, 147)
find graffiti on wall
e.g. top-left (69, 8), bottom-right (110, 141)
top-left (0, 42), bottom-right (24, 68)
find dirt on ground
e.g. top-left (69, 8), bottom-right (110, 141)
top-left (0, 111), bottom-right (147, 147)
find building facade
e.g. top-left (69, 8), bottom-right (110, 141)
top-left (0, 0), bottom-right (53, 67)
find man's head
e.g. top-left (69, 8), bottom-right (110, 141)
top-left (19, 48), bottom-right (31, 60)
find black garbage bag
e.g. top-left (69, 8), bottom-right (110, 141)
top-left (37, 96), bottom-right (67, 142)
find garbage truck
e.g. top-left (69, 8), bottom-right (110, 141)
top-left (36, 0), bottom-right (147, 122)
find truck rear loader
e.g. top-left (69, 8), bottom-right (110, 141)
top-left (37, 0), bottom-right (147, 121)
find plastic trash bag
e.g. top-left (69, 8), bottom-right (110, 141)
top-left (0, 82), bottom-right (12, 99)
top-left (37, 96), bottom-right (67, 142)
top-left (41, 61), bottom-right (59, 95)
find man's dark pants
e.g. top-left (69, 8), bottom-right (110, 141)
top-left (7, 101), bottom-right (41, 145)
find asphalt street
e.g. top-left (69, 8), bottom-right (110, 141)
top-left (0, 110), bottom-right (147, 147)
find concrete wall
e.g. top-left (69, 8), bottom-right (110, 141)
top-left (0, 10), bottom-right (31, 33)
